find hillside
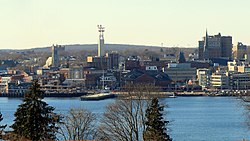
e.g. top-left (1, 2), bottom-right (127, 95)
top-left (2, 44), bottom-right (196, 53)
top-left (0, 44), bottom-right (197, 60)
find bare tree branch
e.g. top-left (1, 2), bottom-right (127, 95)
top-left (57, 108), bottom-right (97, 140)
top-left (97, 84), bottom-right (159, 141)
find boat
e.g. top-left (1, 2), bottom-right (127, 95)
top-left (80, 91), bottom-right (116, 101)
top-left (168, 93), bottom-right (177, 98)
top-left (80, 70), bottom-right (117, 101)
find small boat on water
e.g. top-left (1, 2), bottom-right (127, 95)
top-left (168, 93), bottom-right (177, 98)
top-left (81, 71), bottom-right (117, 101)
top-left (80, 90), bottom-right (116, 101)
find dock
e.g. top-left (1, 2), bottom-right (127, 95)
top-left (115, 91), bottom-right (207, 97)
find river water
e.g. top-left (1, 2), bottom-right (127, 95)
top-left (0, 97), bottom-right (249, 141)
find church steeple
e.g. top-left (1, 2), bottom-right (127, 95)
top-left (203, 29), bottom-right (209, 59)
top-left (205, 28), bottom-right (208, 48)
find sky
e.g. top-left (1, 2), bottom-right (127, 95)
top-left (0, 0), bottom-right (249, 49)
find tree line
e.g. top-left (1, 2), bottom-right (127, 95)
top-left (0, 81), bottom-right (172, 141)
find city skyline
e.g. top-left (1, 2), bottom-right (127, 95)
top-left (0, 0), bottom-right (249, 49)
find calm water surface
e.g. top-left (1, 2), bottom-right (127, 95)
top-left (0, 97), bottom-right (249, 141)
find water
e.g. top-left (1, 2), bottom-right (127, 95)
top-left (163, 97), bottom-right (250, 141)
top-left (0, 97), bottom-right (249, 141)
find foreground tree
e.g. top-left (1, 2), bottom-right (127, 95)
top-left (143, 98), bottom-right (171, 141)
top-left (0, 112), bottom-right (7, 139)
top-left (58, 108), bottom-right (97, 140)
top-left (11, 80), bottom-right (60, 141)
top-left (97, 84), bottom-right (160, 141)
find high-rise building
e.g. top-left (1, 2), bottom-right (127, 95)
top-left (199, 30), bottom-right (221, 60)
top-left (52, 45), bottom-right (59, 67)
top-left (232, 42), bottom-right (247, 60)
top-left (97, 25), bottom-right (105, 57)
top-left (198, 30), bottom-right (232, 60)
top-left (106, 51), bottom-right (119, 70)
top-left (221, 36), bottom-right (232, 59)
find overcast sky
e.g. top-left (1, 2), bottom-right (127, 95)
top-left (0, 0), bottom-right (249, 49)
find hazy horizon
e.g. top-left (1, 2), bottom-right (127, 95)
top-left (0, 0), bottom-right (249, 49)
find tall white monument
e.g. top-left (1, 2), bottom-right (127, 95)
top-left (97, 25), bottom-right (105, 57)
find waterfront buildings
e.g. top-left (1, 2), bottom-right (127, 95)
top-left (229, 72), bottom-right (250, 90)
top-left (197, 68), bottom-right (211, 88)
top-left (0, 76), bottom-right (11, 93)
top-left (163, 63), bottom-right (196, 83)
top-left (123, 69), bottom-right (171, 88)
top-left (69, 66), bottom-right (84, 79)
top-left (0, 72), bottom-right (32, 94)
top-left (210, 71), bottom-right (229, 89)
top-left (237, 65), bottom-right (250, 73)
top-left (1, 27), bottom-right (250, 94)
top-left (7, 82), bottom-right (32, 94)
top-left (227, 60), bottom-right (239, 72)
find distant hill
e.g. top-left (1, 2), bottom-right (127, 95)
top-left (0, 43), bottom-right (197, 53)
top-left (63, 44), bottom-right (180, 52)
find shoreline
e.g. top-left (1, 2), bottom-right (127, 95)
top-left (0, 92), bottom-right (87, 98)
top-left (0, 91), bottom-right (248, 98)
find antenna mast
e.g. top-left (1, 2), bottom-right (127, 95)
top-left (97, 25), bottom-right (105, 57)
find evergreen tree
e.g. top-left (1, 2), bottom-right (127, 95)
top-left (0, 112), bottom-right (7, 139)
top-left (144, 98), bottom-right (172, 141)
top-left (11, 80), bottom-right (60, 141)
